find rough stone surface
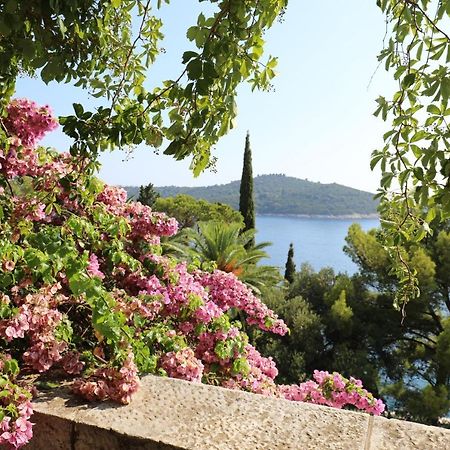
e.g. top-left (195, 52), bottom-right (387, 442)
top-left (25, 375), bottom-right (450, 450)
top-left (368, 415), bottom-right (450, 450)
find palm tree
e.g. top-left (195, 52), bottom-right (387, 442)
top-left (168, 221), bottom-right (281, 294)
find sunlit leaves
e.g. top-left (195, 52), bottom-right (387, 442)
top-left (374, 0), bottom-right (450, 308)
top-left (0, 0), bottom-right (286, 174)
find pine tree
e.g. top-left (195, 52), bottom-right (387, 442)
top-left (137, 183), bottom-right (160, 207)
top-left (239, 132), bottom-right (255, 246)
top-left (284, 243), bottom-right (296, 283)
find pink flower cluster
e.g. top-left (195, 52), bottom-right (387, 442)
top-left (279, 370), bottom-right (385, 415)
top-left (96, 185), bottom-right (128, 208)
top-left (0, 370), bottom-right (33, 450)
top-left (0, 286), bottom-right (69, 373)
top-left (221, 344), bottom-right (279, 396)
top-left (0, 145), bottom-right (40, 179)
top-left (23, 340), bottom-right (67, 373)
top-left (195, 326), bottom-right (242, 366)
top-left (0, 400), bottom-right (33, 450)
top-left (0, 98), bottom-right (386, 447)
top-left (196, 270), bottom-right (288, 335)
top-left (164, 262), bottom-right (208, 316)
top-left (121, 260), bottom-right (214, 323)
top-left (194, 300), bottom-right (222, 323)
top-left (113, 291), bottom-right (163, 322)
top-left (12, 198), bottom-right (47, 222)
top-left (245, 344), bottom-right (278, 380)
top-left (96, 186), bottom-right (178, 241)
top-left (160, 348), bottom-right (204, 383)
top-left (60, 352), bottom-right (85, 375)
top-left (72, 355), bottom-right (139, 404)
top-left (87, 254), bottom-right (105, 279)
top-left (0, 305), bottom-right (30, 342)
top-left (0, 99), bottom-right (58, 181)
top-left (4, 98), bottom-right (58, 148)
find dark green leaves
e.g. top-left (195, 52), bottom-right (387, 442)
top-left (182, 51), bottom-right (198, 64)
top-left (374, 0), bottom-right (450, 307)
top-left (402, 73), bottom-right (416, 88)
top-left (441, 77), bottom-right (450, 101)
top-left (0, 0), bottom-right (286, 177)
top-left (73, 103), bottom-right (84, 118)
top-left (187, 58), bottom-right (203, 80)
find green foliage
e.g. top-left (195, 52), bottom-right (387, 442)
top-left (257, 225), bottom-right (450, 425)
top-left (125, 174), bottom-right (378, 216)
top-left (330, 290), bottom-right (353, 331)
top-left (256, 286), bottom-right (324, 384)
top-left (284, 243), bottom-right (296, 284)
top-left (384, 383), bottom-right (450, 425)
top-left (239, 132), bottom-right (255, 243)
top-left (256, 265), bottom-right (381, 393)
top-left (173, 221), bottom-right (281, 294)
top-left (344, 223), bottom-right (450, 424)
top-left (374, 0), bottom-right (450, 306)
top-left (137, 183), bottom-right (160, 207)
top-left (0, 0), bottom-right (286, 172)
top-left (436, 319), bottom-right (450, 381)
top-left (153, 194), bottom-right (243, 229)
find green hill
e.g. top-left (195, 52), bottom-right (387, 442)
top-left (123, 174), bottom-right (378, 217)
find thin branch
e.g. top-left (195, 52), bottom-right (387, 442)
top-left (404, 0), bottom-right (450, 42)
top-left (401, 336), bottom-right (434, 352)
top-left (5, 178), bottom-right (13, 196)
top-left (140, 67), bottom-right (187, 116)
top-left (425, 304), bottom-right (444, 332)
top-left (109, 0), bottom-right (152, 118)
top-left (407, 330), bottom-right (437, 345)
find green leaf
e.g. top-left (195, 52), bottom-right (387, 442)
top-left (182, 51), bottom-right (198, 64)
top-left (402, 73), bottom-right (416, 88)
top-left (427, 105), bottom-right (441, 115)
top-left (163, 140), bottom-right (182, 156)
top-left (196, 78), bottom-right (210, 96)
top-left (186, 26), bottom-right (198, 41)
top-left (441, 77), bottom-right (450, 101)
top-left (411, 130), bottom-right (427, 143)
top-left (41, 59), bottom-right (60, 84)
top-left (57, 16), bottom-right (67, 37)
top-left (73, 103), bottom-right (84, 118)
top-left (370, 154), bottom-right (383, 170)
top-left (187, 59), bottom-right (203, 80)
top-left (3, 358), bottom-right (19, 376)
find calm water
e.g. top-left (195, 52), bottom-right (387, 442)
top-left (256, 215), bottom-right (379, 274)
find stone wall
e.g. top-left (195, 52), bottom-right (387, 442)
top-left (26, 375), bottom-right (450, 450)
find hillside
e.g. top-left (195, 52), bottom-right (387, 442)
top-left (123, 174), bottom-right (378, 217)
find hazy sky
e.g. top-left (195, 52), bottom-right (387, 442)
top-left (15, 0), bottom-right (396, 193)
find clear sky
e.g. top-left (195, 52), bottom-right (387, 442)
top-left (15, 0), bottom-right (396, 193)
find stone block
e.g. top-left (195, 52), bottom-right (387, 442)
top-left (25, 375), bottom-right (450, 450)
top-left (368, 415), bottom-right (450, 450)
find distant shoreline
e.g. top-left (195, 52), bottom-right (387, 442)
top-left (257, 213), bottom-right (379, 220)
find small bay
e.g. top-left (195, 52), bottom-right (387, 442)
top-left (256, 215), bottom-right (379, 274)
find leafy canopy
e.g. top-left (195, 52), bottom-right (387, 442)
top-left (154, 194), bottom-right (244, 229)
top-left (0, 101), bottom-right (384, 448)
top-left (170, 221), bottom-right (282, 294)
top-left (0, 0), bottom-right (286, 173)
top-left (374, 0), bottom-right (450, 306)
top-left (345, 223), bottom-right (450, 423)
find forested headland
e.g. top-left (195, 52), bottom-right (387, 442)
top-left (124, 174), bottom-right (378, 217)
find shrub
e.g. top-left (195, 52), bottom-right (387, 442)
top-left (0, 99), bottom-right (384, 448)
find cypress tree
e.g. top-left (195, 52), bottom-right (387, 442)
top-left (239, 132), bottom-right (255, 246)
top-left (284, 243), bottom-right (296, 283)
top-left (137, 183), bottom-right (160, 207)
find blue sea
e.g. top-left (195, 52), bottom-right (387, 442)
top-left (255, 215), bottom-right (379, 274)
